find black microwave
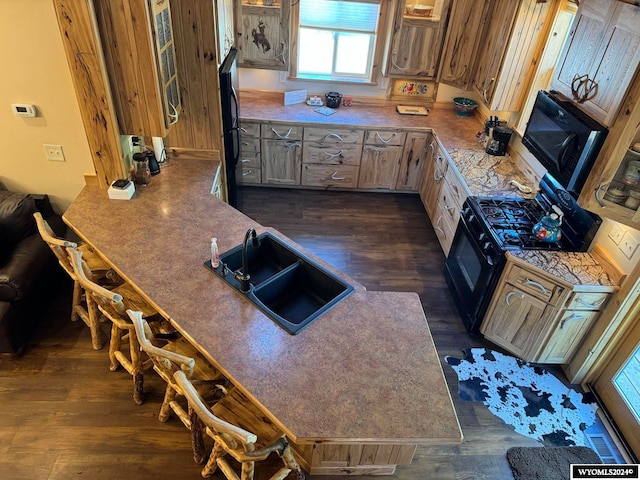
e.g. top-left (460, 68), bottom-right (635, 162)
top-left (522, 90), bottom-right (608, 197)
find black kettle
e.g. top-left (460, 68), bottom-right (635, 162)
top-left (325, 92), bottom-right (342, 108)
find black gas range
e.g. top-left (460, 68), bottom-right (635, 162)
top-left (444, 174), bottom-right (601, 334)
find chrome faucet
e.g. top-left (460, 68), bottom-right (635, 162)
top-left (235, 228), bottom-right (260, 292)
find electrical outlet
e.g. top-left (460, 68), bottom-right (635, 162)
top-left (608, 223), bottom-right (625, 245)
top-left (279, 71), bottom-right (287, 83)
top-left (619, 231), bottom-right (639, 259)
top-left (44, 144), bottom-right (65, 162)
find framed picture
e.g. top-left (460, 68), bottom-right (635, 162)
top-left (387, 79), bottom-right (438, 105)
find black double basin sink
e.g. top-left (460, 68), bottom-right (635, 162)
top-left (204, 232), bottom-right (354, 334)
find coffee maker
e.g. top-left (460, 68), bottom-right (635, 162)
top-left (483, 117), bottom-right (513, 156)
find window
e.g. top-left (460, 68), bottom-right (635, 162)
top-left (292, 0), bottom-right (384, 83)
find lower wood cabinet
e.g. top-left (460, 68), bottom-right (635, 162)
top-left (358, 144), bottom-right (404, 189)
top-left (396, 132), bottom-right (430, 191)
top-left (261, 138), bottom-right (302, 185)
top-left (481, 254), bottom-right (614, 365)
top-left (301, 164), bottom-right (360, 188)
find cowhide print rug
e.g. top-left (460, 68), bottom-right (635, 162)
top-left (445, 348), bottom-right (598, 447)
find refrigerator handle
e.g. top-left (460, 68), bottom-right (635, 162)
top-left (230, 86), bottom-right (241, 166)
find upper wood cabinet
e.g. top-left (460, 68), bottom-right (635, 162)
top-left (551, 0), bottom-right (640, 127)
top-left (95, 0), bottom-right (180, 137)
top-left (386, 0), bottom-right (452, 79)
top-left (236, 1), bottom-right (289, 70)
top-left (215, 0), bottom-right (236, 65)
top-left (472, 0), bottom-right (553, 111)
top-left (438, 0), bottom-right (491, 90)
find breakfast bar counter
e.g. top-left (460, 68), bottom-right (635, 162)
top-left (62, 158), bottom-right (462, 475)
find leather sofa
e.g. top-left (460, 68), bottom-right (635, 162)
top-left (0, 182), bottom-right (66, 356)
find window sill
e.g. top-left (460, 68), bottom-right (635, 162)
top-left (289, 75), bottom-right (378, 87)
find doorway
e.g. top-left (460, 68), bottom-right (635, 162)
top-left (592, 313), bottom-right (640, 460)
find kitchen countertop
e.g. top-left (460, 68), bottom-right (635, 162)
top-left (240, 94), bottom-right (618, 289)
top-left (62, 159), bottom-right (463, 446)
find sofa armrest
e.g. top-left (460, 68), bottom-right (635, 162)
top-left (0, 235), bottom-right (52, 302)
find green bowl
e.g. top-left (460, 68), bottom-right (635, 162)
top-left (453, 97), bottom-right (478, 117)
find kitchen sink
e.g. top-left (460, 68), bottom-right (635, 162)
top-left (204, 232), bottom-right (353, 334)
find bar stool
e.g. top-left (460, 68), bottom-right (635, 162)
top-left (68, 246), bottom-right (164, 405)
top-left (174, 369), bottom-right (305, 480)
top-left (128, 309), bottom-right (228, 463)
top-left (33, 212), bottom-right (121, 349)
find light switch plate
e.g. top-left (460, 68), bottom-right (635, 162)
top-left (608, 223), bottom-right (625, 245)
top-left (619, 231), bottom-right (639, 259)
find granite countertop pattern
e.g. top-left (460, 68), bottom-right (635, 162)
top-left (240, 94), bottom-right (618, 289)
top-left (62, 159), bottom-right (462, 445)
top-left (508, 250), bottom-right (616, 288)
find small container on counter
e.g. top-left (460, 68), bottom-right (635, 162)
top-left (211, 237), bottom-right (219, 268)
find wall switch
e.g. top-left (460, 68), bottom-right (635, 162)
top-left (608, 223), bottom-right (625, 245)
top-left (619, 231), bottom-right (639, 259)
top-left (44, 144), bottom-right (65, 162)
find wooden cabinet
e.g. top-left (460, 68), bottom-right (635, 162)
top-left (386, 0), bottom-right (451, 79)
top-left (481, 255), bottom-right (614, 364)
top-left (301, 127), bottom-right (363, 189)
top-left (421, 139), bottom-right (448, 222)
top-left (358, 130), bottom-right (406, 189)
top-left (551, 0), bottom-right (640, 127)
top-left (237, 121), bottom-right (261, 185)
top-left (236, 0), bottom-right (289, 70)
top-left (472, 0), bottom-right (553, 111)
top-left (95, 0), bottom-right (180, 137)
top-left (396, 132), bottom-right (430, 191)
top-left (438, 0), bottom-right (491, 90)
top-left (215, 0), bottom-right (236, 65)
top-left (261, 123), bottom-right (302, 185)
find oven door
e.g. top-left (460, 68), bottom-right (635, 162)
top-left (444, 217), bottom-right (504, 333)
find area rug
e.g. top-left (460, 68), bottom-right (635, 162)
top-left (507, 446), bottom-right (602, 480)
top-left (444, 348), bottom-right (598, 447)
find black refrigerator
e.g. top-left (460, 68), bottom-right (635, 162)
top-left (219, 47), bottom-right (240, 208)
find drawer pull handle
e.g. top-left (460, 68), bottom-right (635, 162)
top-left (241, 159), bottom-right (251, 163)
top-left (561, 313), bottom-right (585, 330)
top-left (242, 170), bottom-right (253, 176)
top-left (239, 127), bottom-right (248, 133)
top-left (324, 150), bottom-right (344, 159)
top-left (272, 128), bottom-right (293, 139)
top-left (285, 142), bottom-right (301, 148)
top-left (434, 216), bottom-right (445, 237)
top-left (322, 171), bottom-right (346, 181)
top-left (321, 133), bottom-right (344, 142)
top-left (375, 132), bottom-right (396, 144)
top-left (506, 291), bottom-right (525, 306)
top-left (577, 298), bottom-right (605, 308)
top-left (525, 279), bottom-right (547, 295)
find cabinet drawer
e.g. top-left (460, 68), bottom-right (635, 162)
top-left (240, 137), bottom-right (260, 154)
top-left (238, 151), bottom-right (260, 169)
top-left (444, 167), bottom-right (468, 206)
top-left (302, 164), bottom-right (359, 188)
top-left (564, 291), bottom-right (610, 311)
top-left (302, 143), bottom-right (362, 166)
top-left (506, 265), bottom-right (564, 304)
top-left (261, 125), bottom-right (303, 140)
top-left (432, 204), bottom-right (456, 256)
top-left (365, 130), bottom-right (406, 146)
top-left (438, 181), bottom-right (462, 227)
top-left (304, 127), bottom-right (364, 144)
top-left (240, 122), bottom-right (260, 138)
top-left (236, 166), bottom-right (261, 184)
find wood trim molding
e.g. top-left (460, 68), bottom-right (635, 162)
top-left (52, 0), bottom-right (126, 189)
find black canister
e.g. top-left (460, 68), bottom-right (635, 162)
top-left (325, 92), bottom-right (342, 108)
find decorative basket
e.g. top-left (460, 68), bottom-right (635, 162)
top-left (453, 97), bottom-right (478, 117)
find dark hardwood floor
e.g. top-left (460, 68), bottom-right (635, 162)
top-left (0, 187), bottom-right (544, 480)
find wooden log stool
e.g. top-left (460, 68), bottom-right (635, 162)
top-left (127, 309), bottom-right (229, 463)
top-left (33, 212), bottom-right (122, 349)
top-left (174, 369), bottom-right (305, 480)
top-left (68, 246), bottom-right (167, 405)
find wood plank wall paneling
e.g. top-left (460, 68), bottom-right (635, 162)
top-left (52, 0), bottom-right (126, 188)
top-left (166, 0), bottom-right (223, 152)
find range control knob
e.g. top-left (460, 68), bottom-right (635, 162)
top-left (478, 233), bottom-right (486, 241)
top-left (483, 242), bottom-right (491, 251)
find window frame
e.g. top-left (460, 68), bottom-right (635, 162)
top-left (289, 0), bottom-right (390, 85)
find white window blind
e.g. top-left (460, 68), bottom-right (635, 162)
top-left (300, 0), bottom-right (380, 33)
